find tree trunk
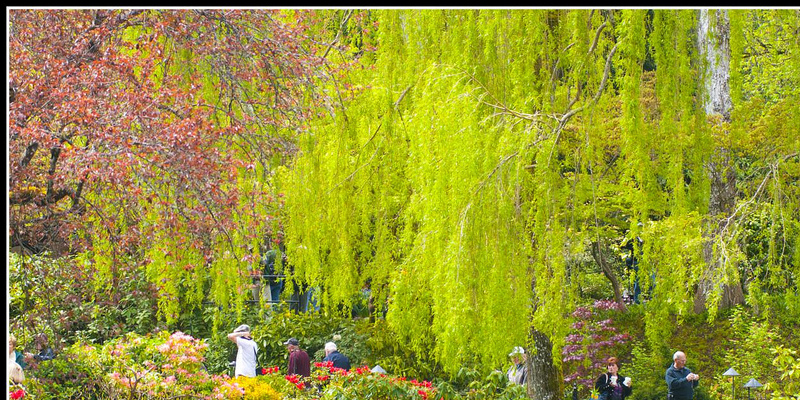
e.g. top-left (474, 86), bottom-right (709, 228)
top-left (591, 240), bottom-right (628, 311)
top-left (526, 328), bottom-right (561, 400)
top-left (694, 9), bottom-right (745, 313)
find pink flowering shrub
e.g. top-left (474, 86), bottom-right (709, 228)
top-left (93, 331), bottom-right (241, 399)
top-left (562, 300), bottom-right (631, 394)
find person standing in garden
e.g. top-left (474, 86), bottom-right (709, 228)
top-left (665, 351), bottom-right (699, 400)
top-left (284, 337), bottom-right (310, 377)
top-left (23, 333), bottom-right (55, 369)
top-left (31, 333), bottom-right (55, 362)
top-left (227, 324), bottom-right (258, 377)
top-left (260, 239), bottom-right (285, 305)
top-left (9, 334), bottom-right (26, 370)
top-left (322, 342), bottom-right (351, 370)
top-left (595, 357), bottom-right (632, 400)
top-left (506, 346), bottom-right (527, 385)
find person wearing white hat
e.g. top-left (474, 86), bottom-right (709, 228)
top-left (507, 346), bottom-right (527, 385)
top-left (227, 324), bottom-right (258, 377)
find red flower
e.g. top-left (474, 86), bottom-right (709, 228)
top-left (296, 382), bottom-right (306, 390)
top-left (10, 389), bottom-right (25, 399)
top-left (261, 367), bottom-right (268, 375)
top-left (353, 365), bottom-right (370, 374)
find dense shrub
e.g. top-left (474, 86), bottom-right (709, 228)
top-left (25, 331), bottom-right (240, 399)
top-left (24, 345), bottom-right (108, 399)
top-left (17, 298), bottom-right (800, 400)
top-left (20, 327), bottom-right (529, 400)
top-left (769, 345), bottom-right (800, 400)
top-left (562, 300), bottom-right (632, 397)
top-left (9, 252), bottom-right (160, 349)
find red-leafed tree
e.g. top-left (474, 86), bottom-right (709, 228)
top-left (9, 9), bottom-right (360, 324)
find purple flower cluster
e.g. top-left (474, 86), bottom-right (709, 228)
top-left (561, 300), bottom-right (630, 390)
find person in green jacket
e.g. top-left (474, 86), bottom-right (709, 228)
top-left (8, 334), bottom-right (26, 370)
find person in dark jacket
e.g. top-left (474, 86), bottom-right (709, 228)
top-left (31, 333), bottom-right (55, 362)
top-left (284, 337), bottom-right (311, 377)
top-left (665, 351), bottom-right (699, 400)
top-left (595, 357), bottom-right (632, 400)
top-left (322, 342), bottom-right (351, 370)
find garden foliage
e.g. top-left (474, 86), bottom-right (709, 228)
top-left (8, 8), bottom-right (800, 400)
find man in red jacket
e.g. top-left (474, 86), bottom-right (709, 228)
top-left (284, 337), bottom-right (310, 377)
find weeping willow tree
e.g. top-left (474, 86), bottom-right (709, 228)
top-left (282, 8), bottom-right (799, 398)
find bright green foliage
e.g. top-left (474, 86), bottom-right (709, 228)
top-left (717, 307), bottom-right (782, 399)
top-left (769, 345), bottom-right (800, 400)
top-left (282, 8), bottom-right (800, 385)
top-left (284, 10), bottom-right (564, 376)
top-left (726, 9), bottom-right (800, 324)
top-left (284, 9), bottom-right (623, 375)
top-left (9, 9), bottom-right (800, 398)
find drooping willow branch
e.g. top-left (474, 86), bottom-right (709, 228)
top-left (326, 82), bottom-right (415, 193)
top-left (465, 39), bottom-right (618, 195)
top-left (713, 154), bottom-right (797, 264)
top-left (457, 23), bottom-right (619, 247)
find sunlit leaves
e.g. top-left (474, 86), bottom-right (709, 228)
top-left (9, 9), bottom-right (344, 325)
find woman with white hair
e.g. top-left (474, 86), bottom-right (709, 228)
top-left (8, 334), bottom-right (26, 370)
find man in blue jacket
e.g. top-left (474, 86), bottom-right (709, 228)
top-left (665, 351), bottom-right (700, 400)
top-left (322, 342), bottom-right (351, 370)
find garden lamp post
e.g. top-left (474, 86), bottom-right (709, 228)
top-left (743, 378), bottom-right (762, 400)
top-left (723, 367), bottom-right (739, 400)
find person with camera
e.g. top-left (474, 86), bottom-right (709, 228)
top-left (665, 351), bottom-right (699, 400)
top-left (227, 324), bottom-right (258, 377)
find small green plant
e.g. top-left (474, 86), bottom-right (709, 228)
top-left (768, 345), bottom-right (800, 400)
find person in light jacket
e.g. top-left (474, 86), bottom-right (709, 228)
top-left (227, 324), bottom-right (258, 377)
top-left (506, 346), bottom-right (527, 385)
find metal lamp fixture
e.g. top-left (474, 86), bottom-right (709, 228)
top-left (743, 378), bottom-right (763, 400)
top-left (722, 368), bottom-right (740, 400)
